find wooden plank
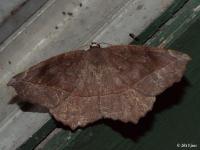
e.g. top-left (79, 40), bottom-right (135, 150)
top-left (0, 0), bottom-right (48, 44)
top-left (146, 0), bottom-right (200, 47)
top-left (39, 129), bottom-right (82, 150)
top-left (17, 0), bottom-right (197, 149)
top-left (17, 119), bottom-right (57, 150)
top-left (133, 0), bottom-right (189, 45)
top-left (60, 1), bottom-right (200, 150)
top-left (0, 0), bottom-right (175, 149)
top-left (0, 0), bottom-right (27, 23)
top-left (34, 123), bottom-right (130, 150)
top-left (50, 1), bottom-right (200, 149)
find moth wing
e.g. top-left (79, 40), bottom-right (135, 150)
top-left (8, 50), bottom-right (85, 108)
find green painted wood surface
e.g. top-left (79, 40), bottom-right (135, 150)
top-left (17, 0), bottom-right (200, 149)
top-left (40, 1), bottom-right (200, 149)
top-left (42, 14), bottom-right (200, 149)
top-left (17, 119), bottom-right (57, 150)
top-left (146, 0), bottom-right (200, 47)
top-left (133, 0), bottom-right (189, 45)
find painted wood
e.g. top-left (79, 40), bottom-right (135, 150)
top-left (0, 0), bottom-right (175, 149)
top-left (31, 0), bottom-right (200, 149)
top-left (17, 0), bottom-right (196, 149)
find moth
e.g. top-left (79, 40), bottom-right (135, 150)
top-left (8, 44), bottom-right (190, 129)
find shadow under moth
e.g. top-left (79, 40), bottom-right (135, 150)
top-left (8, 44), bottom-right (190, 130)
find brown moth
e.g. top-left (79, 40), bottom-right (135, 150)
top-left (8, 44), bottom-right (190, 130)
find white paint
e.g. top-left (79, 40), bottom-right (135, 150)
top-left (0, 0), bottom-right (27, 23)
top-left (0, 0), bottom-right (174, 149)
top-left (0, 0), bottom-right (56, 52)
